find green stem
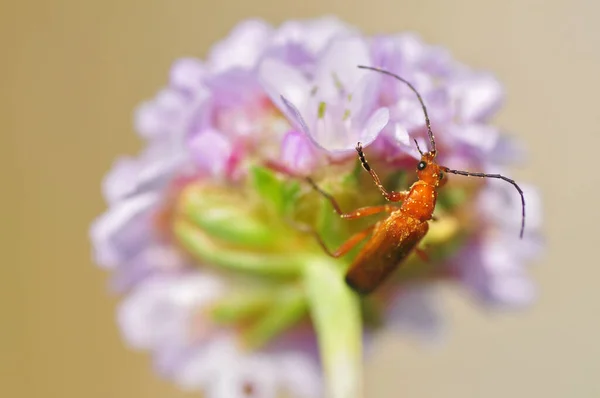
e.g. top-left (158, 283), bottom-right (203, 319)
top-left (303, 257), bottom-right (363, 398)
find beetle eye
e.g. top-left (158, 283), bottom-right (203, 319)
top-left (417, 161), bottom-right (427, 171)
top-left (439, 172), bottom-right (444, 180)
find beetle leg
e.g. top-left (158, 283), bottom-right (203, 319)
top-left (415, 247), bottom-right (430, 263)
top-left (306, 177), bottom-right (403, 217)
top-left (355, 143), bottom-right (408, 202)
top-left (285, 218), bottom-right (375, 258)
top-left (310, 225), bottom-right (376, 258)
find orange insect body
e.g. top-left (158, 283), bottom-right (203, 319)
top-left (345, 153), bottom-right (445, 294)
top-left (306, 66), bottom-right (526, 295)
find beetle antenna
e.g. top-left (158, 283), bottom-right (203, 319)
top-left (441, 167), bottom-right (526, 238)
top-left (358, 65), bottom-right (436, 154)
top-left (413, 139), bottom-right (424, 155)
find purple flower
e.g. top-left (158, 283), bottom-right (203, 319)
top-left (259, 36), bottom-right (389, 153)
top-left (91, 17), bottom-right (543, 398)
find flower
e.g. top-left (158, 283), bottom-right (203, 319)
top-left (91, 16), bottom-right (543, 398)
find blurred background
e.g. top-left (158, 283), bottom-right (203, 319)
top-left (3, 0), bottom-right (599, 397)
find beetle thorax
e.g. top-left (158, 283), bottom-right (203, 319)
top-left (398, 153), bottom-right (445, 221)
top-left (400, 182), bottom-right (438, 221)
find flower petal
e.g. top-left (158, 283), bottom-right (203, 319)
top-left (208, 19), bottom-right (273, 73)
top-left (170, 58), bottom-right (205, 91)
top-left (188, 129), bottom-right (233, 177)
top-left (272, 16), bottom-right (356, 56)
top-left (258, 58), bottom-right (310, 120)
top-left (452, 73), bottom-right (504, 122)
top-left (134, 88), bottom-right (188, 139)
top-left (90, 192), bottom-right (160, 268)
top-left (387, 285), bottom-right (444, 342)
top-left (117, 274), bottom-right (223, 350)
top-left (450, 124), bottom-right (500, 153)
top-left (314, 36), bottom-right (372, 101)
top-left (280, 95), bottom-right (311, 135)
top-left (280, 130), bottom-right (318, 175)
top-left (359, 107), bottom-right (390, 147)
top-left (207, 354), bottom-right (278, 398)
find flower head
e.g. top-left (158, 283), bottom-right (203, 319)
top-left (91, 16), bottom-right (543, 398)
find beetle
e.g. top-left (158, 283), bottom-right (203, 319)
top-left (306, 65), bottom-right (526, 295)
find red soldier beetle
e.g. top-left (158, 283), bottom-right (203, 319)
top-left (306, 65), bottom-right (526, 295)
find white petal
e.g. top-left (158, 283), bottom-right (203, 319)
top-left (189, 129), bottom-right (233, 177)
top-left (359, 107), bottom-right (390, 147)
top-left (394, 33), bottom-right (426, 65)
top-left (133, 153), bottom-right (183, 194)
top-left (134, 101), bottom-right (164, 138)
top-left (175, 335), bottom-right (237, 391)
top-left (102, 157), bottom-right (139, 203)
top-left (90, 192), bottom-right (160, 268)
top-left (273, 17), bottom-right (356, 55)
top-left (207, 354), bottom-right (278, 398)
top-left (280, 95), bottom-right (311, 134)
top-left (314, 36), bottom-right (371, 101)
top-left (393, 123), bottom-right (411, 146)
top-left (170, 58), bottom-right (205, 91)
top-left (451, 124), bottom-right (499, 153)
top-left (454, 73), bottom-right (504, 121)
top-left (208, 19), bottom-right (273, 73)
top-left (155, 88), bottom-right (188, 112)
top-left (489, 272), bottom-right (536, 306)
top-left (478, 183), bottom-right (542, 232)
top-left (310, 107), bottom-right (352, 152)
top-left (117, 274), bottom-right (223, 350)
top-left (348, 73), bottom-right (381, 124)
top-left (258, 59), bottom-right (310, 118)
top-left (278, 354), bottom-right (322, 398)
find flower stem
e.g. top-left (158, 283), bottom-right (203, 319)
top-left (303, 257), bottom-right (363, 398)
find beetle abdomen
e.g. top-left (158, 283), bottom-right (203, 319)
top-left (345, 214), bottom-right (429, 295)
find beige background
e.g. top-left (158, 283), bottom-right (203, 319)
top-left (3, 0), bottom-right (599, 397)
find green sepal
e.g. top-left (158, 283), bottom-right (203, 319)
top-left (242, 286), bottom-right (307, 349)
top-left (281, 180), bottom-right (301, 216)
top-left (174, 219), bottom-right (304, 278)
top-left (179, 185), bottom-right (276, 248)
top-left (209, 289), bottom-right (276, 324)
top-left (250, 166), bottom-right (301, 216)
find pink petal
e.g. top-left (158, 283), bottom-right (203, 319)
top-left (208, 19), bottom-right (273, 73)
top-left (189, 130), bottom-right (233, 177)
top-left (453, 73), bottom-right (504, 122)
top-left (170, 58), bottom-right (205, 91)
top-left (90, 192), bottom-right (159, 268)
top-left (280, 130), bottom-right (317, 175)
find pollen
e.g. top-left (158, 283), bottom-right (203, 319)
top-left (318, 102), bottom-right (327, 119)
